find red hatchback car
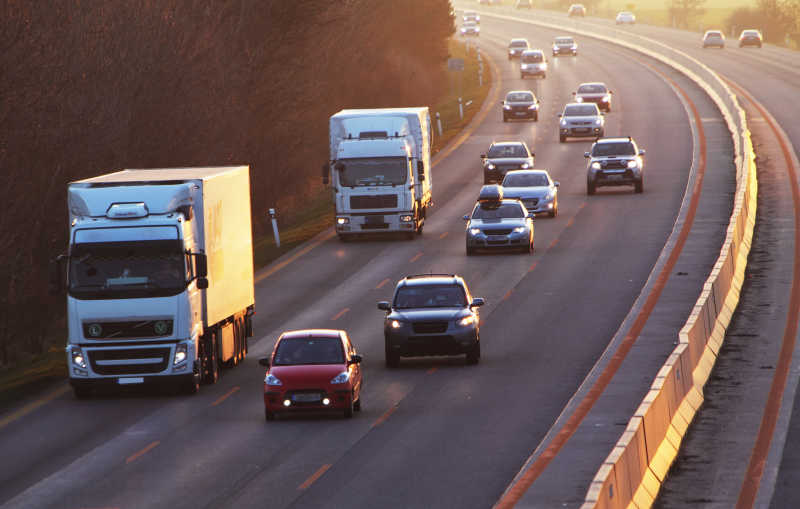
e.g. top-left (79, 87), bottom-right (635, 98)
top-left (259, 329), bottom-right (363, 420)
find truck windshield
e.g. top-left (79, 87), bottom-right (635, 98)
top-left (338, 157), bottom-right (409, 187)
top-left (68, 240), bottom-right (187, 299)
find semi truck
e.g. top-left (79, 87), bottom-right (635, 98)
top-left (324, 108), bottom-right (433, 240)
top-left (52, 166), bottom-right (255, 397)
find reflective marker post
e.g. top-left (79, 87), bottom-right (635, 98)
top-left (269, 208), bottom-right (280, 247)
top-left (436, 112), bottom-right (443, 137)
top-left (458, 97), bottom-right (464, 121)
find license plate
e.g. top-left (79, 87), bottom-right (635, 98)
top-left (488, 235), bottom-right (507, 241)
top-left (515, 112), bottom-right (527, 116)
top-left (575, 128), bottom-right (590, 133)
top-left (606, 174), bottom-right (623, 180)
top-left (292, 393), bottom-right (321, 402)
top-left (118, 377), bottom-right (144, 385)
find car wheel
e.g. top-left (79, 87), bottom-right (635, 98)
top-left (343, 399), bottom-right (354, 419)
top-left (541, 72), bottom-right (546, 79)
top-left (466, 244), bottom-right (476, 256)
top-left (549, 199), bottom-right (557, 218)
top-left (635, 178), bottom-right (644, 193)
top-left (587, 180), bottom-right (596, 195)
top-left (503, 115), bottom-right (508, 122)
top-left (265, 408), bottom-right (275, 421)
top-left (466, 341), bottom-right (481, 365)
top-left (533, 112), bottom-right (538, 122)
top-left (559, 134), bottom-right (566, 143)
top-left (385, 342), bottom-right (399, 368)
top-left (353, 395), bottom-right (361, 412)
top-left (182, 374), bottom-right (200, 395)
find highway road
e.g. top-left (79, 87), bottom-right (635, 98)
top-left (0, 10), bottom-right (746, 509)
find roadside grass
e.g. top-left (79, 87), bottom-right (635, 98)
top-left (0, 37), bottom-right (491, 409)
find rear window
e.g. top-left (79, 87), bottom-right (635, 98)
top-left (506, 92), bottom-right (534, 102)
top-left (578, 84), bottom-right (607, 94)
top-left (510, 40), bottom-right (529, 47)
top-left (555, 38), bottom-right (574, 44)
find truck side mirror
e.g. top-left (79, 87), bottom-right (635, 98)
top-left (197, 277), bottom-right (209, 289)
top-left (417, 160), bottom-right (425, 179)
top-left (334, 162), bottom-right (345, 172)
top-left (195, 253), bottom-right (208, 278)
top-left (322, 164), bottom-right (329, 185)
top-left (48, 254), bottom-right (66, 295)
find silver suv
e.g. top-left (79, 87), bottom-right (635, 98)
top-left (558, 103), bottom-right (604, 142)
top-left (585, 137), bottom-right (646, 194)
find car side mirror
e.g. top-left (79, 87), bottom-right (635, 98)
top-left (554, 181), bottom-right (560, 187)
top-left (463, 214), bottom-right (470, 221)
top-left (528, 211), bottom-right (536, 219)
top-left (349, 354), bottom-right (363, 364)
top-left (258, 357), bottom-right (270, 368)
top-left (377, 301), bottom-right (391, 311)
top-left (584, 152), bottom-right (591, 158)
top-left (480, 154), bottom-right (486, 159)
top-left (572, 91), bottom-right (576, 95)
top-left (557, 113), bottom-right (562, 117)
top-left (322, 164), bottom-right (329, 185)
top-left (417, 160), bottom-right (425, 179)
top-left (639, 149), bottom-right (646, 156)
top-left (471, 297), bottom-right (485, 307)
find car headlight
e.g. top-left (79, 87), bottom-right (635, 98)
top-left (400, 214), bottom-right (413, 222)
top-left (594, 119), bottom-right (602, 125)
top-left (390, 319), bottom-right (403, 329)
top-left (560, 120), bottom-right (567, 127)
top-left (173, 343), bottom-right (187, 365)
top-left (71, 347), bottom-right (87, 368)
top-left (458, 315), bottom-right (477, 327)
top-left (627, 160), bottom-right (639, 169)
top-left (336, 216), bottom-right (350, 225)
top-left (513, 226), bottom-right (526, 233)
top-left (602, 95), bottom-right (610, 102)
top-left (591, 162), bottom-right (602, 170)
top-left (521, 163), bottom-right (530, 169)
top-left (503, 105), bottom-right (511, 110)
top-left (469, 228), bottom-right (482, 235)
top-left (265, 373), bottom-right (282, 386)
top-left (528, 104), bottom-right (538, 110)
top-left (330, 371), bottom-right (350, 384)
top-left (487, 163), bottom-right (496, 170)
top-left (575, 97), bottom-right (584, 102)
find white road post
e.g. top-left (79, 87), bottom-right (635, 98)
top-left (458, 97), bottom-right (464, 121)
top-left (436, 112), bottom-right (443, 137)
top-left (269, 208), bottom-right (280, 247)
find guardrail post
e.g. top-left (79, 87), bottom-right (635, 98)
top-left (269, 208), bottom-right (280, 247)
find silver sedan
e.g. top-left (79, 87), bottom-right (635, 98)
top-left (501, 170), bottom-right (560, 218)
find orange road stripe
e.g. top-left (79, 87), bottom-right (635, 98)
top-left (528, 261), bottom-right (538, 273)
top-left (0, 384), bottom-right (70, 431)
top-left (297, 464), bottom-right (331, 491)
top-left (578, 202), bottom-right (587, 211)
top-left (376, 278), bottom-right (390, 289)
top-left (211, 386), bottom-right (240, 407)
top-left (331, 308), bottom-right (350, 321)
top-left (427, 367), bottom-right (438, 375)
top-left (372, 406), bottom-right (398, 428)
top-left (729, 80), bottom-right (800, 509)
top-left (502, 289), bottom-right (513, 301)
top-left (566, 217), bottom-right (575, 228)
top-left (126, 441), bottom-right (160, 464)
top-left (548, 238), bottom-right (559, 249)
top-left (496, 62), bottom-right (708, 509)
top-left (409, 252), bottom-right (423, 263)
top-left (439, 232), bottom-right (449, 239)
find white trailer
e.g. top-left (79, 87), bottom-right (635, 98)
top-left (324, 108), bottom-right (433, 240)
top-left (56, 166), bottom-right (255, 396)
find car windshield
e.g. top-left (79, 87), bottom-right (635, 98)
top-left (488, 144), bottom-right (527, 158)
top-left (593, 142), bottom-right (636, 156)
top-left (556, 38), bottom-right (573, 45)
top-left (564, 105), bottom-right (599, 116)
top-left (68, 240), bottom-right (186, 299)
top-left (522, 53), bottom-right (543, 63)
top-left (578, 84), bottom-right (606, 94)
top-left (742, 31), bottom-right (759, 37)
top-left (394, 284), bottom-right (467, 309)
top-left (338, 156), bottom-right (408, 186)
top-left (273, 336), bottom-right (345, 366)
top-left (503, 173), bottom-right (549, 187)
top-left (472, 202), bottom-right (525, 219)
top-left (507, 92), bottom-right (534, 102)
top-left (706, 32), bottom-right (722, 38)
top-left (510, 40), bottom-right (528, 48)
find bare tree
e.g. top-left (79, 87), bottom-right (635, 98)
top-left (667, 0), bottom-right (706, 30)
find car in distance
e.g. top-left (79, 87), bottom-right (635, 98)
top-left (520, 49), bottom-right (548, 79)
top-left (502, 170), bottom-right (560, 217)
top-left (568, 4), bottom-right (586, 17)
top-left (702, 30), bottom-right (725, 48)
top-left (573, 82), bottom-right (613, 112)
top-left (378, 274), bottom-right (484, 366)
top-left (463, 10), bottom-right (480, 24)
top-left (259, 329), bottom-right (363, 420)
top-left (508, 38), bottom-right (531, 59)
top-left (481, 141), bottom-right (535, 184)
top-left (585, 136), bottom-right (646, 194)
top-left (552, 36), bottom-right (578, 56)
top-left (515, 0), bottom-right (533, 8)
top-left (558, 102), bottom-right (605, 142)
top-left (465, 185), bottom-right (535, 255)
top-left (461, 21), bottom-right (480, 36)
top-left (739, 29), bottom-right (763, 48)
top-left (616, 11), bottom-right (636, 24)
top-left (503, 90), bottom-right (540, 122)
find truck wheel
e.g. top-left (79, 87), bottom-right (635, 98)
top-left (182, 374), bottom-right (200, 395)
top-left (73, 386), bottom-right (92, 399)
top-left (466, 341), bottom-right (480, 365)
top-left (202, 332), bottom-right (219, 384)
top-left (385, 342), bottom-right (399, 368)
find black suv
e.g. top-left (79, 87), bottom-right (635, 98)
top-left (585, 137), bottom-right (646, 194)
top-left (481, 141), bottom-right (535, 184)
top-left (378, 275), bottom-right (484, 366)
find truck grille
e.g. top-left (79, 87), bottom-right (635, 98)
top-left (89, 347), bottom-right (171, 375)
top-left (83, 320), bottom-right (173, 339)
top-left (350, 195), bottom-right (398, 209)
top-left (412, 322), bottom-right (449, 334)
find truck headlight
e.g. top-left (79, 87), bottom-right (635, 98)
top-left (591, 162), bottom-right (602, 170)
top-left (458, 315), bottom-right (476, 327)
top-left (265, 373), bottom-right (282, 386)
top-left (513, 226), bottom-right (526, 234)
top-left (469, 228), bottom-right (482, 236)
top-left (330, 371), bottom-right (350, 384)
top-left (71, 347), bottom-right (87, 368)
top-left (336, 217), bottom-right (350, 225)
top-left (173, 343), bottom-right (188, 365)
top-left (400, 214), bottom-right (413, 222)
top-left (627, 160), bottom-right (639, 169)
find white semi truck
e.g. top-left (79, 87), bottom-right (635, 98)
top-left (324, 108), bottom-right (433, 240)
top-left (53, 166), bottom-right (255, 397)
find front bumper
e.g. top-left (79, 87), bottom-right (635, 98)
top-left (67, 340), bottom-right (196, 381)
top-left (553, 47), bottom-right (577, 55)
top-left (385, 326), bottom-right (478, 357)
top-left (504, 108), bottom-right (537, 119)
top-left (466, 229), bottom-right (530, 249)
top-left (264, 386), bottom-right (353, 412)
top-left (336, 211), bottom-right (415, 234)
top-left (519, 197), bottom-right (555, 214)
top-left (561, 126), bottom-right (603, 137)
top-left (590, 169), bottom-right (641, 187)
top-left (520, 66), bottom-right (546, 76)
